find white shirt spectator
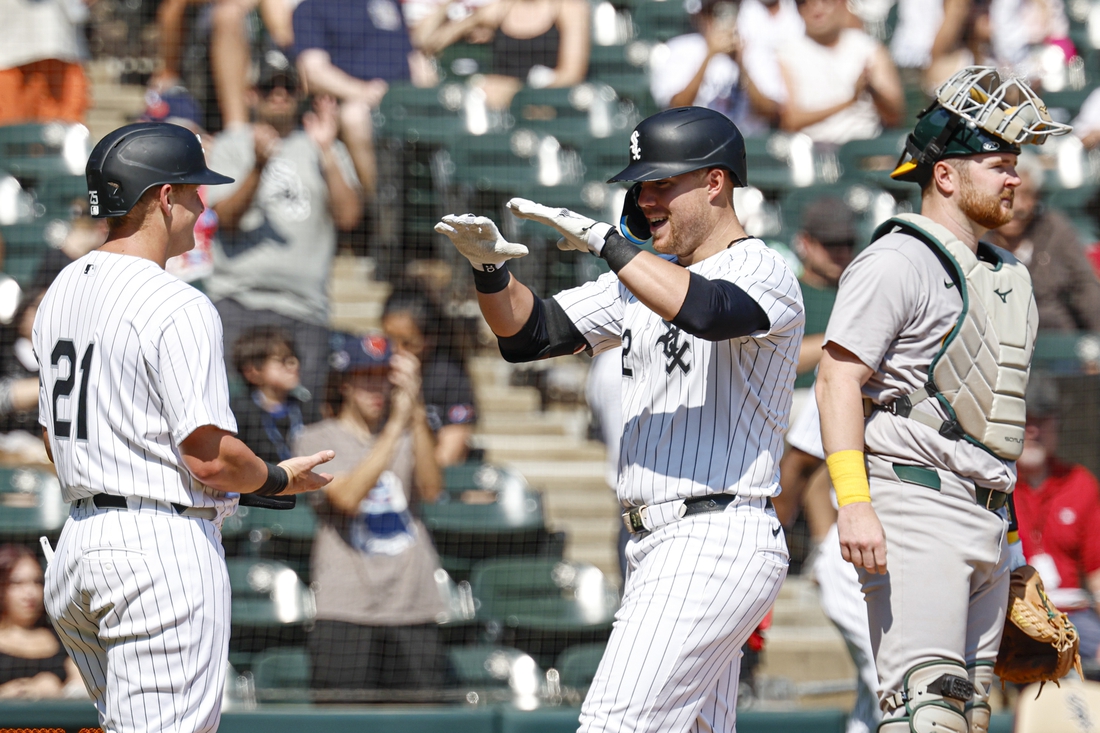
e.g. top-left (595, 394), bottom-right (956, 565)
top-left (889, 0), bottom-right (944, 69)
top-left (780, 28), bottom-right (882, 144)
top-left (737, 0), bottom-right (802, 103)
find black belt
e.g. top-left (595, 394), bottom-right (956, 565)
top-left (91, 494), bottom-right (216, 519)
top-left (683, 494), bottom-right (773, 516)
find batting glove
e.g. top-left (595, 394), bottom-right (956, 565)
top-left (434, 214), bottom-right (529, 270)
top-left (506, 198), bottom-right (614, 256)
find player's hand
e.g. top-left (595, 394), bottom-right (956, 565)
top-left (278, 450), bottom-right (336, 495)
top-left (434, 213), bottom-right (529, 270)
top-left (837, 502), bottom-right (887, 574)
top-left (506, 198), bottom-right (614, 256)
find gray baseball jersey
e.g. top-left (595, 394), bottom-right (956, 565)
top-left (555, 239), bottom-right (805, 506)
top-left (822, 229), bottom-right (1014, 722)
top-left (824, 232), bottom-right (1016, 492)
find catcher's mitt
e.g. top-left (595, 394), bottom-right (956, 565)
top-left (995, 565), bottom-right (1084, 689)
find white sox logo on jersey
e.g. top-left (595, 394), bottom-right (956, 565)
top-left (656, 322), bottom-right (691, 374)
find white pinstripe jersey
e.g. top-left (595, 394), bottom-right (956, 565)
top-left (33, 250), bottom-right (239, 510)
top-left (555, 239), bottom-right (804, 506)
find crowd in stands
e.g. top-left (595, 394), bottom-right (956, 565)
top-left (3, 0), bottom-right (1100, 703)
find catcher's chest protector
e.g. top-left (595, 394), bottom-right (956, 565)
top-left (871, 214), bottom-right (1038, 460)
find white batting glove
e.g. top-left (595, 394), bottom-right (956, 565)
top-left (506, 198), bottom-right (614, 256)
top-left (434, 214), bottom-right (529, 270)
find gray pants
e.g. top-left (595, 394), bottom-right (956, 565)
top-left (860, 454), bottom-right (1010, 717)
top-left (214, 298), bottom-right (330, 424)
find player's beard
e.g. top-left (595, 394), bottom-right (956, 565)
top-left (655, 202), bottom-right (710, 260)
top-left (957, 164), bottom-right (1014, 229)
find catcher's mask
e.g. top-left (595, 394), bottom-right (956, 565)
top-left (891, 66), bottom-right (1071, 184)
top-left (86, 122), bottom-right (234, 218)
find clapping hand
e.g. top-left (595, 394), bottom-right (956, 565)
top-left (506, 198), bottom-right (614, 255)
top-left (434, 213), bottom-right (529, 270)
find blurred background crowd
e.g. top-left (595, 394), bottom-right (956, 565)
top-left (1, 0), bottom-right (1100, 720)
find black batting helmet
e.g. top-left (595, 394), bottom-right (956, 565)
top-left (86, 122), bottom-right (233, 218)
top-left (608, 106), bottom-right (747, 187)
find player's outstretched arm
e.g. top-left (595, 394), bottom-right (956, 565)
top-left (180, 425), bottom-right (334, 497)
top-left (817, 343), bottom-right (887, 575)
top-left (435, 214), bottom-right (536, 337)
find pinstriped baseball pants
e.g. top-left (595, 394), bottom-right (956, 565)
top-left (579, 499), bottom-right (788, 733)
top-left (44, 500), bottom-right (231, 733)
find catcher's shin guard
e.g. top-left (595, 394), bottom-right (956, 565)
top-left (877, 660), bottom-right (972, 733)
top-left (965, 661), bottom-right (994, 733)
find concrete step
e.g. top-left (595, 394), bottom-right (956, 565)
top-left (329, 301), bottom-right (385, 333)
top-left (502, 460), bottom-right (610, 492)
top-left (476, 409), bottom-right (588, 438)
top-left (474, 434), bottom-right (607, 462)
top-left (472, 386), bottom-right (541, 413)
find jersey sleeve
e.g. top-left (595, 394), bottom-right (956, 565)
top-left (151, 298), bottom-right (238, 445)
top-left (552, 270), bottom-right (626, 356)
top-left (824, 244), bottom-right (922, 370)
top-left (719, 244), bottom-right (804, 339)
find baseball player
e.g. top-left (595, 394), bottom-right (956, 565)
top-left (436, 105), bottom-right (804, 732)
top-left (34, 122), bottom-right (335, 733)
top-left (816, 66), bottom-right (1069, 733)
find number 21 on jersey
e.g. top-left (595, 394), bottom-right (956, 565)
top-left (50, 339), bottom-right (94, 440)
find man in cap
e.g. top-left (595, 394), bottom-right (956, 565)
top-left (816, 66), bottom-right (1070, 731)
top-left (435, 105), bottom-right (804, 731)
top-left (205, 56), bottom-right (362, 423)
top-left (36, 121), bottom-right (334, 733)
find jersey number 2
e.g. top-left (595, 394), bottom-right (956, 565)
top-left (51, 340), bottom-right (94, 440)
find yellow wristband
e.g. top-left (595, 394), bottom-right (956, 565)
top-left (1007, 530), bottom-right (1019, 544)
top-left (826, 450), bottom-right (871, 507)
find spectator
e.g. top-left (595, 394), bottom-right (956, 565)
top-left (211, 4), bottom-right (297, 128)
top-left (204, 57), bottom-right (361, 422)
top-left (924, 0), bottom-right (995, 94)
top-left (649, 0), bottom-right (775, 135)
top-left (231, 326), bottom-right (306, 463)
top-left (986, 151), bottom-right (1100, 332)
top-left (778, 0), bottom-right (904, 145)
top-left (0, 0), bottom-right (90, 124)
top-left (736, 0), bottom-right (803, 128)
top-left (294, 333), bottom-right (449, 691)
top-left (0, 288), bottom-right (45, 437)
top-left (1013, 373), bottom-right (1100, 663)
top-left (415, 0), bottom-right (591, 111)
top-left (382, 283), bottom-right (477, 467)
top-left (889, 0), bottom-right (944, 76)
top-left (1071, 87), bottom-right (1100, 150)
top-left (0, 544), bottom-right (83, 699)
top-left (989, 0), bottom-right (1073, 84)
top-left (293, 0), bottom-right (433, 197)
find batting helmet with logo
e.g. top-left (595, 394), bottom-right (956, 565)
top-left (608, 106), bottom-right (748, 187)
top-left (85, 122), bottom-right (233, 218)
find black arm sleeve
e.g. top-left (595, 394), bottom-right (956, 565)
top-left (671, 272), bottom-right (771, 341)
top-left (496, 296), bottom-right (589, 363)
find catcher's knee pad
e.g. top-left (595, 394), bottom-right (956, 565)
top-left (964, 661), bottom-right (994, 733)
top-left (878, 659), bottom-right (973, 733)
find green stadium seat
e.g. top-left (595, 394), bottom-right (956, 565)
top-left (0, 123), bottom-right (86, 187)
top-left (35, 174), bottom-right (87, 217)
top-left (0, 467), bottom-right (67, 541)
top-left (376, 84), bottom-right (471, 145)
top-left (554, 643), bottom-right (607, 689)
top-left (836, 130), bottom-right (912, 192)
top-left (448, 644), bottom-right (542, 688)
top-left (742, 135), bottom-right (806, 194)
top-left (776, 181), bottom-right (916, 247)
top-left (630, 0), bottom-right (693, 42)
top-left (470, 558), bottom-right (619, 668)
top-left (509, 84), bottom-right (629, 143)
top-left (1, 220), bottom-right (57, 287)
top-left (437, 42), bottom-right (494, 80)
top-left (443, 462), bottom-right (530, 497)
top-left (227, 558), bottom-right (315, 666)
top-left (250, 646), bottom-right (312, 702)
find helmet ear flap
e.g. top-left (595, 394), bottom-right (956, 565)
top-left (619, 183), bottom-right (651, 244)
